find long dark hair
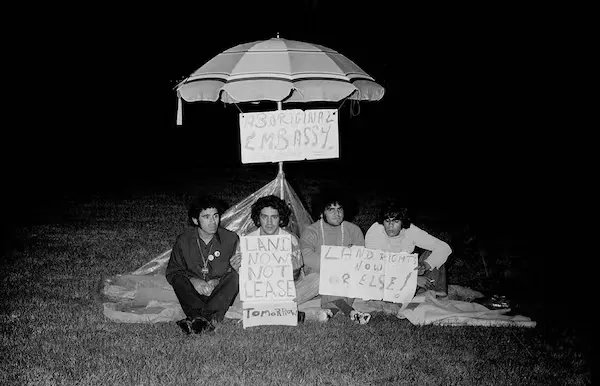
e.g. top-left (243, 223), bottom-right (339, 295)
top-left (377, 201), bottom-right (413, 230)
top-left (251, 195), bottom-right (291, 228)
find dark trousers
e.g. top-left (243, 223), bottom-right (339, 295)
top-left (170, 271), bottom-right (239, 322)
top-left (321, 296), bottom-right (355, 316)
top-left (418, 250), bottom-right (448, 295)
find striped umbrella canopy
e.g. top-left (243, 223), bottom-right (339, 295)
top-left (176, 37), bottom-right (385, 105)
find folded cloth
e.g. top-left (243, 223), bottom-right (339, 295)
top-left (400, 291), bottom-right (536, 327)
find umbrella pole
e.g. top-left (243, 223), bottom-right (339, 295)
top-left (277, 101), bottom-right (284, 200)
top-left (278, 161), bottom-right (284, 199)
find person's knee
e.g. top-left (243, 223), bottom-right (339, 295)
top-left (174, 272), bottom-right (193, 280)
top-left (221, 271), bottom-right (239, 288)
top-left (321, 296), bottom-right (344, 309)
top-left (169, 273), bottom-right (192, 288)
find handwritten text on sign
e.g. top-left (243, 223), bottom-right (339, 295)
top-left (240, 235), bottom-right (297, 302)
top-left (242, 301), bottom-right (298, 328)
top-left (239, 109), bottom-right (339, 164)
top-left (240, 235), bottom-right (298, 328)
top-left (319, 246), bottom-right (418, 305)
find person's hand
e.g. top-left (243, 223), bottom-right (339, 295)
top-left (230, 251), bottom-right (242, 272)
top-left (190, 278), bottom-right (213, 296)
top-left (207, 279), bottom-right (220, 293)
top-left (417, 276), bottom-right (435, 290)
top-left (416, 261), bottom-right (431, 275)
top-left (291, 250), bottom-right (302, 272)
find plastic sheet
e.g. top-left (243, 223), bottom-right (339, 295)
top-left (473, 294), bottom-right (512, 310)
top-left (397, 291), bottom-right (535, 327)
top-left (100, 171), bottom-right (314, 323)
top-left (220, 171), bottom-right (313, 239)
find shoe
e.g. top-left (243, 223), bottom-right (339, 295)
top-left (176, 318), bottom-right (193, 335)
top-left (359, 313), bottom-right (372, 325)
top-left (318, 309), bottom-right (334, 322)
top-left (349, 310), bottom-right (371, 325)
top-left (191, 316), bottom-right (215, 334)
top-left (297, 311), bottom-right (306, 323)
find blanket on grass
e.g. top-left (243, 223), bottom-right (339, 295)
top-left (100, 272), bottom-right (535, 327)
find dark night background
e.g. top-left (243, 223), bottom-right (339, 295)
top-left (3, 2), bottom-right (585, 328)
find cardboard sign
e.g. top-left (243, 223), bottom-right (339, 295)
top-left (242, 301), bottom-right (298, 328)
top-left (239, 109), bottom-right (339, 164)
top-left (240, 235), bottom-right (298, 328)
top-left (318, 246), bottom-right (354, 298)
top-left (319, 246), bottom-right (418, 306)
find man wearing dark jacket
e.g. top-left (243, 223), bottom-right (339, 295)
top-left (166, 195), bottom-right (241, 334)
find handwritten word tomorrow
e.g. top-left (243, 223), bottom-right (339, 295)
top-left (244, 307), bottom-right (297, 319)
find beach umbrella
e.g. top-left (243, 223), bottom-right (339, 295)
top-left (175, 35), bottom-right (384, 121)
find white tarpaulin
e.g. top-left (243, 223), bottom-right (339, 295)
top-left (352, 287), bottom-right (536, 328)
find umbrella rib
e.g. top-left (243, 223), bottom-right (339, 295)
top-left (181, 76), bottom-right (377, 85)
top-left (186, 72), bottom-right (374, 82)
top-left (224, 48), bottom-right (338, 54)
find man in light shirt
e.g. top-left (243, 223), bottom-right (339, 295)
top-left (365, 202), bottom-right (451, 297)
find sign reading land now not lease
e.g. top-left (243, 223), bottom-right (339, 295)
top-left (319, 246), bottom-right (418, 306)
top-left (240, 234), bottom-right (298, 328)
top-left (239, 109), bottom-right (339, 164)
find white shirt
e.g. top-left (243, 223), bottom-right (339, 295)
top-left (364, 223), bottom-right (452, 269)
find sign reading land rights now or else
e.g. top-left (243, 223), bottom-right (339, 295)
top-left (319, 246), bottom-right (418, 306)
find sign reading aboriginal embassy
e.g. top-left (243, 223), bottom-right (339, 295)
top-left (319, 246), bottom-right (418, 306)
top-left (239, 109), bottom-right (339, 164)
top-left (240, 234), bottom-right (298, 328)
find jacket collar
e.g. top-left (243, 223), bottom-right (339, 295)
top-left (196, 227), bottom-right (222, 244)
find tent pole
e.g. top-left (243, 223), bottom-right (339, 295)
top-left (278, 161), bottom-right (284, 199)
top-left (277, 101), bottom-right (284, 200)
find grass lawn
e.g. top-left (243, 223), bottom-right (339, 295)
top-left (0, 162), bottom-right (591, 385)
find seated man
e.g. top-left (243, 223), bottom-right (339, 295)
top-left (244, 195), bottom-right (319, 306)
top-left (300, 189), bottom-right (371, 324)
top-left (166, 195), bottom-right (241, 335)
top-left (365, 202), bottom-right (451, 297)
